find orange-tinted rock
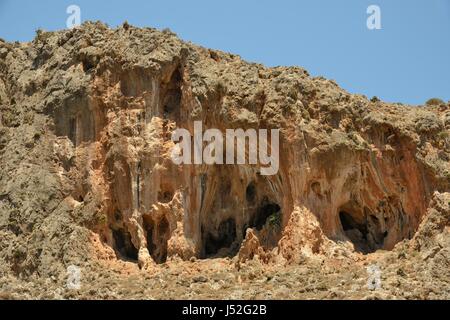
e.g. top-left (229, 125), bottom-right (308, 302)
top-left (0, 22), bottom-right (448, 299)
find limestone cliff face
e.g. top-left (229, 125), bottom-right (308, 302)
top-left (0, 23), bottom-right (449, 298)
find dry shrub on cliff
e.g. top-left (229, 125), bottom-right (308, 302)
top-left (425, 98), bottom-right (445, 106)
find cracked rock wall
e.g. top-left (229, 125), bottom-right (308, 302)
top-left (0, 22), bottom-right (448, 283)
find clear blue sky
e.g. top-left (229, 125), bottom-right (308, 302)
top-left (0, 0), bottom-right (449, 105)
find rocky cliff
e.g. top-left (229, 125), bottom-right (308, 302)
top-left (0, 22), bottom-right (449, 299)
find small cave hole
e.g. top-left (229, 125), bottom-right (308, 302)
top-left (144, 218), bottom-right (156, 256)
top-left (112, 228), bottom-right (138, 261)
top-left (311, 181), bottom-right (321, 196)
top-left (158, 190), bottom-right (174, 203)
top-left (203, 218), bottom-right (237, 258)
top-left (246, 182), bottom-right (256, 203)
top-left (144, 216), bottom-right (170, 264)
top-left (163, 105), bottom-right (173, 118)
top-left (82, 60), bottom-right (95, 72)
top-left (252, 201), bottom-right (281, 231)
top-left (114, 211), bottom-right (122, 222)
top-left (161, 69), bottom-right (182, 118)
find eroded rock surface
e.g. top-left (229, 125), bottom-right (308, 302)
top-left (0, 22), bottom-right (449, 299)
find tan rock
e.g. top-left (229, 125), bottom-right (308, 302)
top-left (0, 22), bottom-right (448, 299)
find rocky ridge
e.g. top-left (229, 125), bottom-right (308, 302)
top-left (0, 22), bottom-right (449, 299)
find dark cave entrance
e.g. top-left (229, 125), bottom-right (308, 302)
top-left (200, 198), bottom-right (282, 258)
top-left (162, 68), bottom-right (182, 118)
top-left (202, 218), bottom-right (237, 258)
top-left (252, 201), bottom-right (281, 231)
top-left (246, 182), bottom-right (256, 203)
top-left (144, 216), bottom-right (170, 264)
top-left (112, 228), bottom-right (138, 261)
top-left (158, 190), bottom-right (174, 203)
top-left (339, 209), bottom-right (386, 254)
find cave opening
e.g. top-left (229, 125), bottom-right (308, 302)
top-left (144, 219), bottom-right (156, 256)
top-left (246, 182), bottom-right (256, 203)
top-left (340, 211), bottom-right (365, 232)
top-left (339, 210), bottom-right (385, 254)
top-left (112, 228), bottom-right (138, 261)
top-left (203, 218), bottom-right (237, 258)
top-left (252, 201), bottom-right (281, 231)
top-left (200, 195), bottom-right (281, 259)
top-left (158, 190), bottom-right (174, 203)
top-left (144, 216), bottom-right (170, 264)
top-left (162, 68), bottom-right (182, 118)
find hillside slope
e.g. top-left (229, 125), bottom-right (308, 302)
top-left (0, 22), bottom-right (448, 299)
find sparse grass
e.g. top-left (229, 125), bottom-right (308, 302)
top-left (268, 211), bottom-right (281, 228)
top-left (35, 28), bottom-right (51, 43)
top-left (438, 131), bottom-right (449, 140)
top-left (35, 28), bottom-right (43, 38)
top-left (162, 27), bottom-right (177, 36)
top-left (444, 171), bottom-right (450, 180)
